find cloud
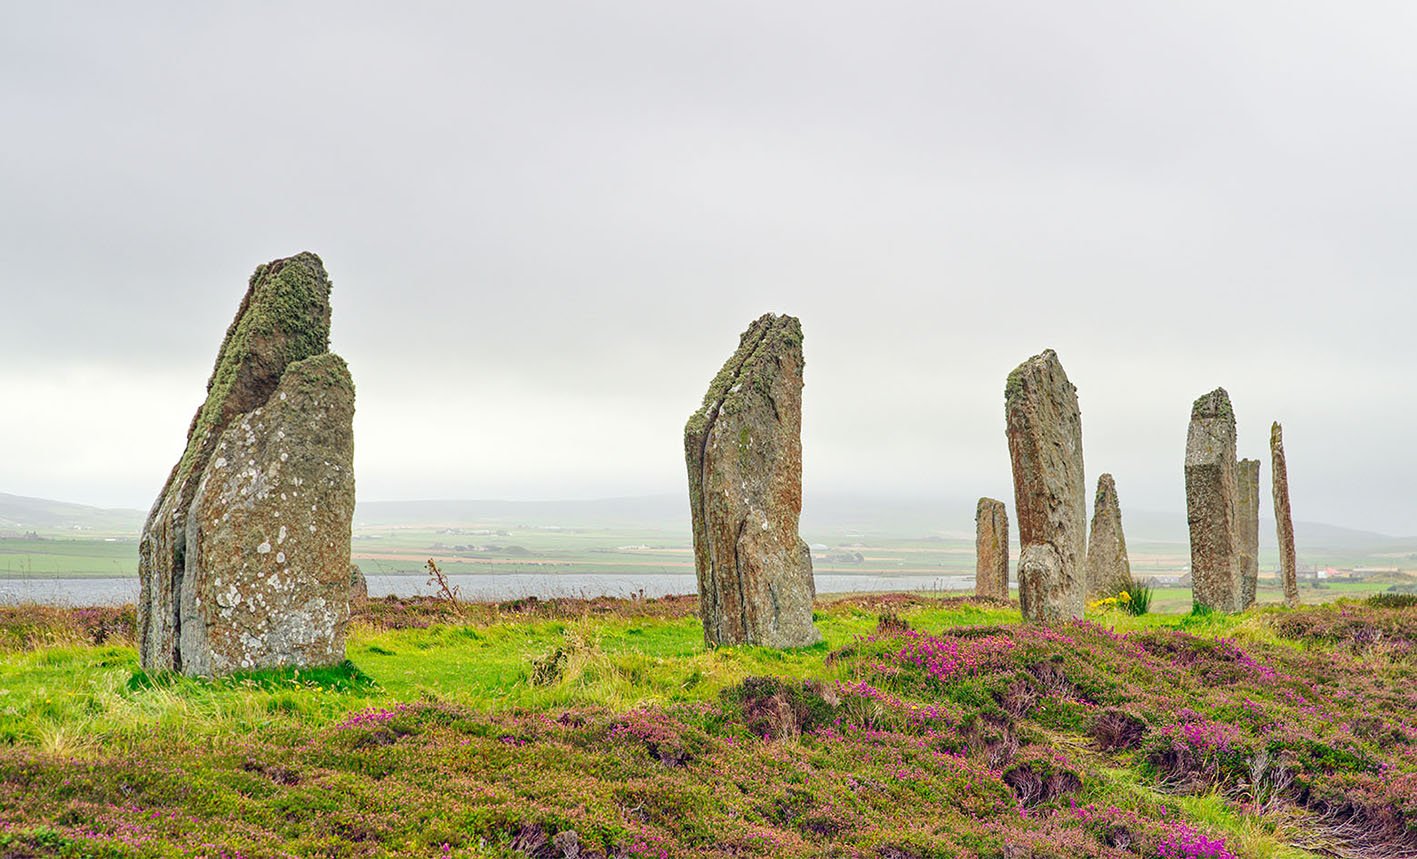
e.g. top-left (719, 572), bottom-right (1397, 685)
top-left (2, 2), bottom-right (1414, 532)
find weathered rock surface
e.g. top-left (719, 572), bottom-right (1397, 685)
top-left (1185, 388), bottom-right (1241, 612)
top-left (975, 498), bottom-right (1010, 601)
top-left (684, 313), bottom-right (819, 648)
top-left (1005, 349), bottom-right (1086, 623)
top-left (1236, 458), bottom-right (1260, 610)
top-left (1271, 422), bottom-right (1300, 608)
top-left (1085, 474), bottom-right (1132, 599)
top-left (350, 563), bottom-right (369, 604)
top-left (180, 354), bottom-right (355, 676)
top-left (139, 253), bottom-right (354, 674)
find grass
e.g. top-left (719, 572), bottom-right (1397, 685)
top-left (0, 594), bottom-right (1413, 857)
top-left (0, 600), bottom-right (1019, 748)
top-left (1123, 578), bottom-right (1153, 616)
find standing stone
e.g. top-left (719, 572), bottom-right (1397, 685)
top-left (1085, 474), bottom-right (1132, 599)
top-left (975, 498), bottom-right (1010, 601)
top-left (180, 354), bottom-right (355, 675)
top-left (350, 563), bottom-right (369, 605)
top-left (1271, 422), bottom-right (1300, 608)
top-left (139, 253), bottom-right (355, 675)
top-left (1185, 388), bottom-right (1242, 612)
top-left (685, 313), bottom-right (819, 648)
top-left (1236, 459), bottom-right (1260, 610)
top-left (1005, 349), bottom-right (1086, 623)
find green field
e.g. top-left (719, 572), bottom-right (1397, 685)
top-left (0, 538), bottom-right (138, 577)
top-left (6, 524), bottom-right (1414, 593)
top-left (1, 594), bottom-right (1414, 857)
top-left (1135, 579), bottom-right (1402, 613)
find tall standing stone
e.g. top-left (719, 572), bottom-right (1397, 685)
top-left (1185, 388), bottom-right (1241, 612)
top-left (349, 563), bottom-right (369, 605)
top-left (1005, 349), bottom-right (1087, 623)
top-left (685, 313), bottom-right (820, 648)
top-left (1271, 422), bottom-right (1300, 608)
top-left (1085, 474), bottom-right (1132, 599)
top-left (975, 498), bottom-right (1010, 601)
top-left (139, 253), bottom-right (355, 675)
top-left (1236, 458), bottom-right (1260, 610)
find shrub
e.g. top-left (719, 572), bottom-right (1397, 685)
top-left (1157, 823), bottom-right (1238, 859)
top-left (527, 625), bottom-right (616, 688)
top-left (1087, 581), bottom-right (1150, 616)
top-left (722, 676), bottom-right (840, 740)
top-left (1090, 709), bottom-right (1148, 752)
top-left (1143, 714), bottom-right (1246, 791)
top-left (529, 646), bottom-right (569, 686)
top-left (1000, 747), bottom-right (1082, 807)
top-left (893, 628), bottom-right (1016, 687)
top-left (1122, 578), bottom-right (1153, 616)
top-left (1368, 592), bottom-right (1417, 609)
top-left (0, 604), bottom-right (135, 652)
top-left (997, 678), bottom-right (1039, 718)
top-left (1270, 604), bottom-right (1417, 657)
top-left (875, 611), bottom-right (910, 635)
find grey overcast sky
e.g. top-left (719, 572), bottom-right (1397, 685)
top-left (2, 2), bottom-right (1415, 532)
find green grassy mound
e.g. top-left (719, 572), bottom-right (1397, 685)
top-left (0, 595), bottom-right (1413, 858)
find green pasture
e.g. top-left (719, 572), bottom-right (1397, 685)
top-left (0, 598), bottom-right (1299, 755)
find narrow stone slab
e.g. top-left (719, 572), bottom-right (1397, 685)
top-left (1236, 458), bottom-right (1260, 610)
top-left (1185, 388), bottom-right (1242, 612)
top-left (684, 314), bottom-right (819, 648)
top-left (139, 253), bottom-right (354, 675)
top-left (1005, 349), bottom-right (1086, 623)
top-left (350, 563), bottom-right (369, 605)
top-left (975, 498), bottom-right (1010, 601)
top-left (1271, 422), bottom-right (1300, 607)
top-left (1085, 474), bottom-right (1132, 599)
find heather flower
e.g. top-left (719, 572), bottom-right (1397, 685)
top-left (334, 704), bottom-right (409, 730)
top-left (894, 629), bottom-right (1016, 685)
top-left (1157, 823), bottom-right (1238, 859)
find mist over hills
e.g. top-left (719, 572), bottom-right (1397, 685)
top-left (354, 493), bottom-right (1408, 553)
top-left (354, 496), bottom-right (692, 531)
top-left (3, 490), bottom-right (1411, 555)
top-left (0, 493), bottom-right (145, 534)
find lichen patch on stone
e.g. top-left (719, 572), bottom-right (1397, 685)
top-left (137, 253), bottom-right (354, 677)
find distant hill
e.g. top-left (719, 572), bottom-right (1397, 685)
top-left (1263, 518), bottom-right (1410, 551)
top-left (355, 494), bottom-right (993, 539)
top-left (355, 495), bottom-right (691, 530)
top-left (4, 489), bottom-right (1412, 556)
top-left (0, 493), bottom-right (146, 535)
top-left (356, 493), bottom-right (1417, 556)
top-left (1119, 507), bottom-right (1411, 551)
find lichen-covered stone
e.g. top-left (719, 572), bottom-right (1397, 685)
top-left (1236, 458), bottom-right (1260, 610)
top-left (1185, 388), bottom-right (1241, 612)
top-left (1005, 350), bottom-right (1086, 623)
top-left (1271, 422), bottom-right (1300, 608)
top-left (975, 498), bottom-right (1010, 601)
top-left (1085, 474), bottom-right (1132, 599)
top-left (685, 313), bottom-right (819, 648)
top-left (179, 354), bottom-right (355, 676)
top-left (350, 563), bottom-right (368, 605)
top-left (1016, 544), bottom-right (1064, 620)
top-left (138, 253), bottom-right (353, 675)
